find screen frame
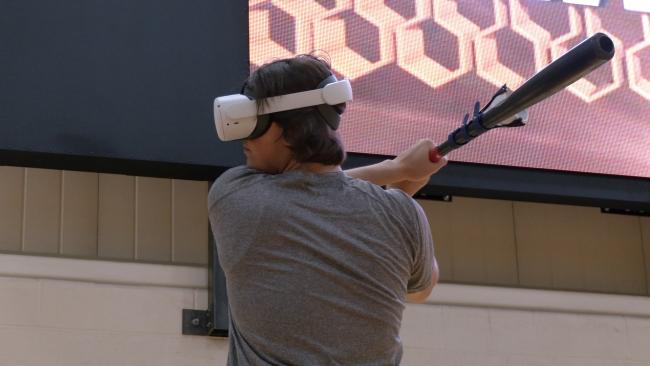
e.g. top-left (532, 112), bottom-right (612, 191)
top-left (3, 147), bottom-right (646, 212)
top-left (344, 153), bottom-right (650, 212)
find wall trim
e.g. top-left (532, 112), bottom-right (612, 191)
top-left (0, 253), bottom-right (206, 288)
top-left (1, 253), bottom-right (649, 317)
top-left (427, 283), bottom-right (650, 318)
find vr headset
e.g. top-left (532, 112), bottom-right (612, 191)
top-left (213, 75), bottom-right (353, 141)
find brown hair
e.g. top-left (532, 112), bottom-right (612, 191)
top-left (243, 54), bottom-right (346, 165)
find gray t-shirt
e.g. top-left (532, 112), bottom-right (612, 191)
top-left (208, 166), bottom-right (434, 366)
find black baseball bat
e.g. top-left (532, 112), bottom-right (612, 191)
top-left (430, 32), bottom-right (615, 162)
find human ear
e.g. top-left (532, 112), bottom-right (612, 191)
top-left (267, 122), bottom-right (287, 143)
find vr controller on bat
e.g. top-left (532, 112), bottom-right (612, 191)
top-left (430, 32), bottom-right (616, 162)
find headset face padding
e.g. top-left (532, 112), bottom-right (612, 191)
top-left (247, 114), bottom-right (272, 139)
top-left (239, 82), bottom-right (269, 140)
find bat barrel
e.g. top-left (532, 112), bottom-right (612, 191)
top-left (480, 32), bottom-right (615, 129)
top-left (431, 32), bottom-right (615, 162)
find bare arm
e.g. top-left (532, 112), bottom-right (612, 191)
top-left (345, 139), bottom-right (448, 196)
top-left (344, 159), bottom-right (407, 188)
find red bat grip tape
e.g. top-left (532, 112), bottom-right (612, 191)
top-left (429, 148), bottom-right (441, 163)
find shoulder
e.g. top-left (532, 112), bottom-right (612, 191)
top-left (208, 166), bottom-right (270, 208)
top-left (383, 187), bottom-right (415, 204)
top-left (387, 188), bottom-right (425, 223)
top-left (343, 175), bottom-right (423, 223)
top-left (376, 187), bottom-right (429, 240)
top-left (380, 187), bottom-right (421, 215)
top-left (215, 165), bottom-right (263, 186)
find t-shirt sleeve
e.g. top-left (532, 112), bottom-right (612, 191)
top-left (207, 166), bottom-right (269, 271)
top-left (208, 166), bottom-right (266, 205)
top-left (406, 200), bottom-right (435, 293)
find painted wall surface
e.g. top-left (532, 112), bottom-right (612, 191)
top-left (1, 166), bottom-right (648, 295)
top-left (1, 274), bottom-right (649, 366)
top-left (1, 166), bottom-right (649, 365)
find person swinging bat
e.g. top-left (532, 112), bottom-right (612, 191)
top-left (208, 32), bottom-right (614, 365)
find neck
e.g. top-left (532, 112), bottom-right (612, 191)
top-left (282, 160), bottom-right (341, 174)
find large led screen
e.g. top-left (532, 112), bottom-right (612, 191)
top-left (249, 0), bottom-right (650, 179)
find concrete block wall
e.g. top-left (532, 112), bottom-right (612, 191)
top-left (1, 256), bottom-right (649, 365)
top-left (0, 275), bottom-right (228, 366)
top-left (402, 305), bottom-right (650, 365)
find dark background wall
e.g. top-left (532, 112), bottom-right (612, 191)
top-left (1, 0), bottom-right (248, 178)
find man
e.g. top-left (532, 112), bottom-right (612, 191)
top-left (208, 54), bottom-right (447, 365)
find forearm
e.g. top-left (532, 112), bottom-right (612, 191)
top-left (387, 179), bottom-right (429, 197)
top-left (344, 160), bottom-right (430, 196)
top-left (344, 139), bottom-right (447, 196)
top-left (344, 160), bottom-right (404, 187)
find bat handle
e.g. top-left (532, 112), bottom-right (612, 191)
top-left (429, 142), bottom-right (454, 162)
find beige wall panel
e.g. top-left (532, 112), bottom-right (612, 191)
top-left (23, 168), bottom-right (61, 254)
top-left (512, 202), bottom-right (554, 288)
top-left (136, 177), bottom-right (172, 262)
top-left (61, 171), bottom-right (98, 257)
top-left (417, 199), bottom-right (454, 282)
top-left (421, 197), bottom-right (518, 285)
top-left (451, 197), bottom-right (517, 285)
top-left (515, 203), bottom-right (646, 294)
top-left (515, 203), bottom-right (587, 290)
top-left (172, 180), bottom-right (209, 265)
top-left (641, 217), bottom-right (650, 295)
top-left (0, 167), bottom-right (24, 252)
top-left (581, 213), bottom-right (646, 295)
top-left (98, 174), bottom-right (135, 260)
top-left (482, 202), bottom-right (519, 286)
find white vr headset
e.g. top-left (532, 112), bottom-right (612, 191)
top-left (213, 77), bottom-right (353, 141)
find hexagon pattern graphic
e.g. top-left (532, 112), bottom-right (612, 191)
top-left (550, 8), bottom-right (625, 102)
top-left (251, 0), bottom-right (647, 100)
top-left (627, 15), bottom-right (650, 101)
top-left (249, 0), bottom-right (650, 178)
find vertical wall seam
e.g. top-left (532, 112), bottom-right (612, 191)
top-left (59, 171), bottom-right (65, 255)
top-left (637, 217), bottom-right (649, 295)
top-left (549, 207), bottom-right (555, 289)
top-left (97, 175), bottom-right (102, 258)
top-left (482, 206), bottom-right (488, 284)
top-left (479, 201), bottom-right (487, 283)
top-left (134, 176), bottom-right (139, 260)
top-left (96, 173), bottom-right (100, 257)
top-left (171, 179), bottom-right (176, 263)
top-left (511, 201), bottom-right (521, 287)
top-left (449, 203), bottom-right (456, 282)
top-left (21, 168), bottom-right (27, 252)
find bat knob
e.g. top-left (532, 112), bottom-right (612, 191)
top-left (429, 148), bottom-right (441, 163)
